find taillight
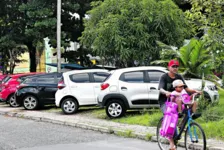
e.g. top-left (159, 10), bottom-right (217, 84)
top-left (58, 80), bottom-right (66, 89)
top-left (101, 83), bottom-right (109, 90)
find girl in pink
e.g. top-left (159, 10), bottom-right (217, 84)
top-left (171, 79), bottom-right (197, 116)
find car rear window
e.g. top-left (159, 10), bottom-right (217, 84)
top-left (103, 71), bottom-right (115, 82)
top-left (93, 72), bottom-right (110, 82)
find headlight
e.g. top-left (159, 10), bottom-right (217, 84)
top-left (207, 85), bottom-right (216, 91)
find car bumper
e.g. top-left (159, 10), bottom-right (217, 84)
top-left (0, 93), bottom-right (6, 102)
top-left (204, 90), bottom-right (219, 102)
top-left (15, 91), bottom-right (24, 105)
top-left (55, 90), bottom-right (63, 107)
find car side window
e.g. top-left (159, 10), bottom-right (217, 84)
top-left (36, 78), bottom-right (55, 84)
top-left (148, 71), bottom-right (165, 83)
top-left (69, 73), bottom-right (90, 83)
top-left (120, 71), bottom-right (144, 83)
top-left (93, 72), bottom-right (110, 82)
top-left (23, 78), bottom-right (37, 84)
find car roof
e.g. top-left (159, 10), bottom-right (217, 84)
top-left (7, 72), bottom-right (44, 78)
top-left (24, 72), bottom-right (62, 79)
top-left (63, 69), bottom-right (109, 76)
top-left (113, 66), bottom-right (168, 74)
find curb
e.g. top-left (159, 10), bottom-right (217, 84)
top-left (0, 111), bottom-right (154, 140)
top-left (0, 111), bottom-right (224, 150)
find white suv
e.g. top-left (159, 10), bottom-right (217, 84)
top-left (97, 66), bottom-right (219, 118)
top-left (55, 69), bottom-right (110, 114)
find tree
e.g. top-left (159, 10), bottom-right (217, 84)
top-left (19, 0), bottom-right (96, 71)
top-left (0, 0), bottom-right (96, 72)
top-left (153, 38), bottom-right (214, 78)
top-left (0, 0), bottom-right (27, 74)
top-left (185, 0), bottom-right (224, 73)
top-left (80, 0), bottom-right (192, 67)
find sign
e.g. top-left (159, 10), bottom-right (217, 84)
top-left (47, 67), bottom-right (51, 73)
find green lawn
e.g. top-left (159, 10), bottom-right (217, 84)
top-left (90, 90), bottom-right (224, 140)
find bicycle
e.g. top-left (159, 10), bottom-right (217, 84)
top-left (157, 94), bottom-right (206, 150)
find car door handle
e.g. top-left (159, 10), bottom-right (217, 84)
top-left (71, 86), bottom-right (77, 88)
top-left (150, 87), bottom-right (157, 90)
top-left (94, 86), bottom-right (100, 88)
top-left (121, 87), bottom-right (127, 90)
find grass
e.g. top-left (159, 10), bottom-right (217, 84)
top-left (197, 90), bottom-right (224, 140)
top-left (88, 90), bottom-right (224, 140)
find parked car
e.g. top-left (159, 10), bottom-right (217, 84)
top-left (97, 66), bottom-right (220, 118)
top-left (0, 72), bottom-right (43, 106)
top-left (55, 69), bottom-right (110, 114)
top-left (184, 78), bottom-right (219, 103)
top-left (15, 72), bottom-right (62, 110)
top-left (0, 74), bottom-right (7, 82)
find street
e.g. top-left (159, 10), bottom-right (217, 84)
top-left (0, 115), bottom-right (163, 150)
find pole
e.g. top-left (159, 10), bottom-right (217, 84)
top-left (57, 0), bottom-right (61, 73)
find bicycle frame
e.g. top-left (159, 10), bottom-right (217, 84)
top-left (174, 105), bottom-right (196, 141)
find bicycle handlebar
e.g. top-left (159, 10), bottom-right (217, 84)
top-left (170, 93), bottom-right (200, 105)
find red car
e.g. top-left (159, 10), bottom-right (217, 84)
top-left (0, 72), bottom-right (43, 107)
top-left (0, 74), bottom-right (7, 82)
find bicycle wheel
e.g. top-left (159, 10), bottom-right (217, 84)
top-left (157, 117), bottom-right (176, 150)
top-left (184, 122), bottom-right (206, 150)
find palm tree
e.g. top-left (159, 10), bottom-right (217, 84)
top-left (152, 38), bottom-right (214, 78)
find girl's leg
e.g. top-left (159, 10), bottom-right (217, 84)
top-left (169, 138), bottom-right (176, 150)
top-left (176, 99), bottom-right (182, 113)
top-left (192, 101), bottom-right (197, 113)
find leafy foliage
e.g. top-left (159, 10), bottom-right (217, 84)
top-left (0, 0), bottom-right (96, 72)
top-left (153, 38), bottom-right (213, 78)
top-left (185, 0), bottom-right (224, 73)
top-left (80, 0), bottom-right (192, 67)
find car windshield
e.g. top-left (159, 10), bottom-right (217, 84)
top-left (17, 76), bottom-right (27, 83)
top-left (21, 78), bottom-right (36, 84)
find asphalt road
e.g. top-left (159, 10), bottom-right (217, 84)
top-left (0, 115), bottom-right (166, 150)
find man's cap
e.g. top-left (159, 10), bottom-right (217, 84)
top-left (168, 60), bottom-right (179, 67)
top-left (172, 79), bottom-right (185, 88)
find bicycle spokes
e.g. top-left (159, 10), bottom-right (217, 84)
top-left (185, 122), bottom-right (206, 150)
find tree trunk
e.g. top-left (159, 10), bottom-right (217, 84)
top-left (8, 49), bottom-right (14, 74)
top-left (26, 42), bottom-right (36, 72)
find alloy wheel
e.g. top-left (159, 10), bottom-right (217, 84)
top-left (23, 96), bottom-right (38, 110)
top-left (61, 98), bottom-right (78, 114)
top-left (9, 95), bottom-right (20, 107)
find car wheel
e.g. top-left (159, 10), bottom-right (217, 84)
top-left (23, 95), bottom-right (39, 110)
top-left (61, 98), bottom-right (78, 114)
top-left (106, 100), bottom-right (126, 118)
top-left (9, 95), bottom-right (20, 107)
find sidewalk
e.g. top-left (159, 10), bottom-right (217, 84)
top-left (0, 104), bottom-right (223, 150)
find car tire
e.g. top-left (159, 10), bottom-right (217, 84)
top-left (61, 98), bottom-right (78, 114)
top-left (9, 94), bottom-right (20, 107)
top-left (106, 99), bottom-right (126, 118)
top-left (23, 95), bottom-right (39, 110)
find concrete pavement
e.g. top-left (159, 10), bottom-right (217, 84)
top-left (0, 104), bottom-right (223, 150)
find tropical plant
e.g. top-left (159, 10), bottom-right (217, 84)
top-left (185, 0), bottom-right (224, 74)
top-left (152, 38), bottom-right (214, 78)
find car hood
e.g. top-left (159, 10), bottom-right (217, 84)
top-left (185, 78), bottom-right (215, 90)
